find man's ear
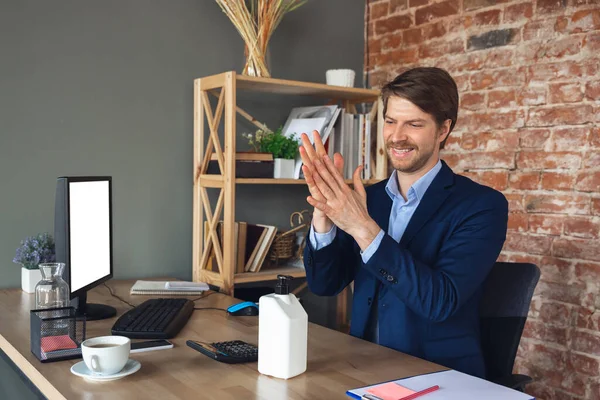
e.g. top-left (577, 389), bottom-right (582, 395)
top-left (438, 119), bottom-right (452, 144)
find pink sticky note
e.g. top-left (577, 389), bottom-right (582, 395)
top-left (368, 382), bottom-right (415, 400)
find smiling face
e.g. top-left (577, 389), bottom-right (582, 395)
top-left (383, 96), bottom-right (451, 175)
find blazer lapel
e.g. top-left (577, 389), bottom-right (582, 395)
top-left (400, 161), bottom-right (455, 247)
top-left (370, 179), bottom-right (393, 234)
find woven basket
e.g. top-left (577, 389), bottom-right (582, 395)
top-left (268, 232), bottom-right (295, 262)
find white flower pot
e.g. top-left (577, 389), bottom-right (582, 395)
top-left (21, 267), bottom-right (42, 293)
top-left (274, 158), bottom-right (295, 179)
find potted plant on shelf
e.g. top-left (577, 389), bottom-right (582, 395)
top-left (13, 232), bottom-right (56, 293)
top-left (243, 127), bottom-right (299, 178)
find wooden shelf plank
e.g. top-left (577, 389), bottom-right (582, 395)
top-left (234, 267), bottom-right (306, 284)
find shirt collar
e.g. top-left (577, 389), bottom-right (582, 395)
top-left (385, 160), bottom-right (443, 202)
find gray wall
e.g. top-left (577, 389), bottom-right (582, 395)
top-left (0, 1), bottom-right (364, 327)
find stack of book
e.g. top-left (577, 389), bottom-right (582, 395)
top-left (204, 221), bottom-right (279, 273)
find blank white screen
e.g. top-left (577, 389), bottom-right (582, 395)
top-left (69, 181), bottom-right (111, 292)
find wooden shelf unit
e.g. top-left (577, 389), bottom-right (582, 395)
top-left (193, 71), bottom-right (387, 298)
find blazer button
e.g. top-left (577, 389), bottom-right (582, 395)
top-left (386, 275), bottom-right (394, 282)
top-left (367, 297), bottom-right (372, 306)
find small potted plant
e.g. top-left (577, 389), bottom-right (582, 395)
top-left (13, 233), bottom-right (56, 293)
top-left (243, 127), bottom-right (299, 178)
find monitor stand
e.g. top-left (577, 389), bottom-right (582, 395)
top-left (72, 291), bottom-right (116, 321)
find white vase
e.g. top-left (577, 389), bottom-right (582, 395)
top-left (274, 158), bottom-right (295, 179)
top-left (21, 266), bottom-right (42, 294)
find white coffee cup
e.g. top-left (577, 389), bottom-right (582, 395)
top-left (81, 336), bottom-right (130, 375)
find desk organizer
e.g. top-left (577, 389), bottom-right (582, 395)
top-left (30, 307), bottom-right (86, 363)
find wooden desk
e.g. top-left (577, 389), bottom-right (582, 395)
top-left (0, 279), bottom-right (446, 400)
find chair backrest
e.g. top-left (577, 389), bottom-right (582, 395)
top-left (479, 261), bottom-right (541, 381)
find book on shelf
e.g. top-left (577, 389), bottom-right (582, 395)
top-left (203, 220), bottom-right (278, 274)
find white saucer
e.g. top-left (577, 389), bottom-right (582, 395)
top-left (70, 359), bottom-right (141, 382)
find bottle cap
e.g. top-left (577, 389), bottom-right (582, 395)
top-left (275, 275), bottom-right (293, 295)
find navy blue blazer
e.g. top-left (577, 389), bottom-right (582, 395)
top-left (304, 161), bottom-right (508, 378)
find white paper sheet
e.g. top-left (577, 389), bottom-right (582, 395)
top-left (282, 117), bottom-right (327, 179)
top-left (347, 370), bottom-right (534, 400)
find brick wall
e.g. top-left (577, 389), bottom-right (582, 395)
top-left (365, 1), bottom-right (599, 399)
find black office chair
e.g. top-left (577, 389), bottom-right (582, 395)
top-left (479, 261), bottom-right (540, 392)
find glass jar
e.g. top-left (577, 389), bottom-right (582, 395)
top-left (35, 263), bottom-right (70, 310)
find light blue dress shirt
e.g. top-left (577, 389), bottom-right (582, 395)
top-left (309, 160), bottom-right (443, 343)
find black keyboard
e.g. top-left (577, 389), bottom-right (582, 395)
top-left (111, 298), bottom-right (194, 339)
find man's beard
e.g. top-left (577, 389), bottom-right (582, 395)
top-left (386, 139), bottom-right (437, 174)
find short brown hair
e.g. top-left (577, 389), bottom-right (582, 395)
top-left (381, 67), bottom-right (459, 149)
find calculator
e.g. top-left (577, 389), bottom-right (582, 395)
top-left (186, 340), bottom-right (258, 364)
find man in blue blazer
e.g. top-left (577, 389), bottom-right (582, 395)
top-left (299, 67), bottom-right (508, 378)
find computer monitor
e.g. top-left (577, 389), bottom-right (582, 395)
top-left (54, 176), bottom-right (117, 321)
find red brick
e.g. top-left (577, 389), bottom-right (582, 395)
top-left (418, 37), bottom-right (464, 58)
top-left (527, 105), bottom-right (593, 127)
top-left (504, 233), bottom-right (552, 255)
top-left (504, 2), bottom-right (533, 23)
top-left (529, 214), bottom-right (564, 235)
top-left (442, 151), bottom-right (515, 170)
top-left (554, 238), bottom-right (600, 262)
top-left (550, 126), bottom-right (590, 151)
top-left (464, 0), bottom-right (508, 11)
top-left (525, 194), bottom-right (590, 215)
top-left (525, 383), bottom-right (556, 400)
top-left (538, 256), bottom-right (573, 283)
top-left (519, 128), bottom-right (551, 148)
top-left (561, 372), bottom-right (588, 397)
top-left (460, 92), bottom-right (485, 111)
top-left (448, 73), bottom-right (469, 92)
top-left (528, 60), bottom-right (582, 82)
top-left (374, 48), bottom-right (418, 65)
top-left (540, 302), bottom-right (571, 327)
top-left (415, 0), bottom-right (459, 25)
top-left (506, 193), bottom-right (524, 212)
top-left (470, 68), bottom-right (526, 90)
top-left (568, 352), bottom-right (600, 376)
top-left (368, 38), bottom-right (383, 54)
top-left (370, 1), bottom-right (389, 20)
top-left (576, 305), bottom-right (600, 330)
top-left (368, 70), bottom-right (389, 88)
top-left (381, 34), bottom-right (403, 50)
top-left (590, 127), bottom-right (600, 147)
top-left (402, 28), bottom-right (422, 45)
top-left (367, 21), bottom-right (374, 38)
top-left (555, 10), bottom-right (600, 33)
top-left (517, 151), bottom-right (582, 169)
top-left (509, 171), bottom-right (540, 190)
top-left (477, 171), bottom-right (509, 190)
top-left (460, 110), bottom-right (525, 131)
top-left (537, 0), bottom-right (568, 14)
top-left (523, 319), bottom-right (569, 344)
top-left (564, 217), bottom-right (600, 239)
top-left (488, 89), bottom-right (516, 108)
top-left (448, 15), bottom-right (472, 33)
top-left (572, 331), bottom-right (600, 357)
top-left (586, 81), bottom-right (600, 101)
top-left (584, 32), bottom-right (600, 53)
top-left (508, 212), bottom-right (529, 232)
top-left (516, 86), bottom-right (547, 106)
top-left (460, 131), bottom-right (519, 151)
top-left (389, 0), bottom-right (408, 13)
top-left (375, 14), bottom-right (413, 35)
top-left (575, 261), bottom-right (600, 284)
top-left (536, 280), bottom-right (585, 306)
top-left (541, 172), bottom-right (576, 191)
top-left (576, 170), bottom-right (600, 192)
top-left (523, 19), bottom-right (557, 41)
top-left (584, 150), bottom-right (600, 169)
top-left (549, 82), bottom-right (584, 104)
top-left (408, 0), bottom-right (428, 7)
top-left (483, 48), bottom-right (514, 68)
top-left (473, 9), bottom-right (500, 26)
top-left (422, 21), bottom-right (446, 40)
top-left (517, 36), bottom-right (583, 63)
top-left (591, 197), bottom-right (600, 216)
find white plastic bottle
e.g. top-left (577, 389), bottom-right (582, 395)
top-left (258, 275), bottom-right (308, 379)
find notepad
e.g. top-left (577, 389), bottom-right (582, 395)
top-left (368, 382), bottom-right (415, 399)
top-left (130, 280), bottom-right (207, 296)
top-left (346, 370), bottom-right (535, 400)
